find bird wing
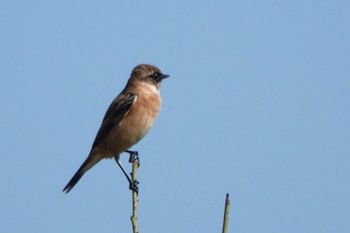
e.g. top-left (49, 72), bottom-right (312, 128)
top-left (91, 92), bottom-right (137, 149)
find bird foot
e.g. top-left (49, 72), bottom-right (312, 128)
top-left (125, 150), bottom-right (140, 166)
top-left (129, 179), bottom-right (139, 194)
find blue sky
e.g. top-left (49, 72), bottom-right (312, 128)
top-left (1, 0), bottom-right (349, 232)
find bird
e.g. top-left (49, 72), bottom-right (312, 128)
top-left (63, 64), bottom-right (169, 193)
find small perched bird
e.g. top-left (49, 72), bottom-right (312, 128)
top-left (63, 64), bottom-right (169, 193)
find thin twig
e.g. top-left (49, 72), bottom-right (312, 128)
top-left (222, 193), bottom-right (230, 233)
top-left (130, 161), bottom-right (139, 233)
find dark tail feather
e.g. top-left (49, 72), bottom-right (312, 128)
top-left (63, 169), bottom-right (84, 193)
top-left (63, 156), bottom-right (100, 193)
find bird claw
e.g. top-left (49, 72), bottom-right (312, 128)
top-left (124, 150), bottom-right (140, 193)
top-left (129, 180), bottom-right (139, 194)
top-left (126, 150), bottom-right (140, 167)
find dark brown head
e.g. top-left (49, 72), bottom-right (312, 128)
top-left (128, 64), bottom-right (169, 89)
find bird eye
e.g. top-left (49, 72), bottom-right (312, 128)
top-left (150, 72), bottom-right (161, 81)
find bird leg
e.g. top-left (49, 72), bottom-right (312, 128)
top-left (114, 156), bottom-right (139, 194)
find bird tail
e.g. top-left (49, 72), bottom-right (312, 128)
top-left (63, 155), bottom-right (101, 193)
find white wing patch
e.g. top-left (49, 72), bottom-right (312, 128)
top-left (124, 95), bottom-right (137, 117)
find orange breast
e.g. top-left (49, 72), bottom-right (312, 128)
top-left (93, 87), bottom-right (162, 157)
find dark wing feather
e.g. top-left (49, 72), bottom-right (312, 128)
top-left (63, 92), bottom-right (136, 193)
top-left (91, 92), bottom-right (136, 149)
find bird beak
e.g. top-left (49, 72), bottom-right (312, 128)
top-left (162, 74), bottom-right (170, 79)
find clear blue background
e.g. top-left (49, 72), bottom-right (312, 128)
top-left (1, 0), bottom-right (349, 232)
